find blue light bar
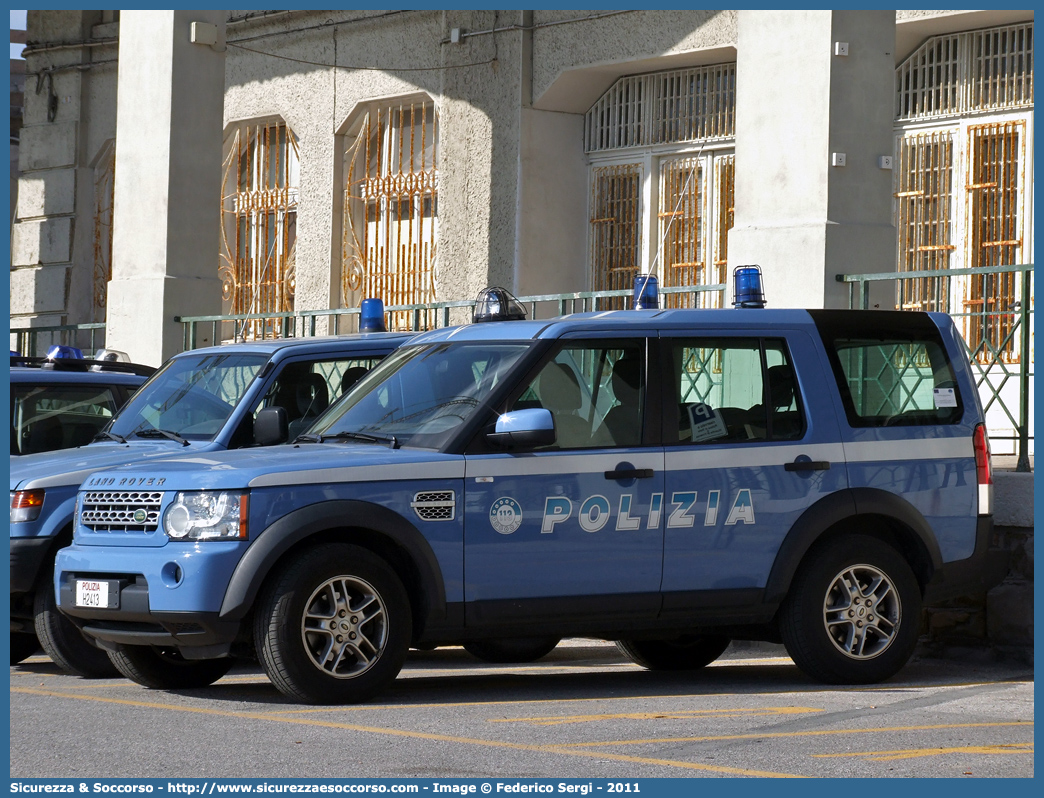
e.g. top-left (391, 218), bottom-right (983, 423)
top-left (633, 274), bottom-right (659, 310)
top-left (46, 344), bottom-right (84, 359)
top-left (732, 265), bottom-right (766, 308)
top-left (359, 298), bottom-right (387, 332)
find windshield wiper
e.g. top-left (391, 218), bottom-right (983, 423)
top-left (292, 433), bottom-right (322, 444)
top-left (318, 431), bottom-right (400, 449)
top-left (133, 428), bottom-right (190, 446)
top-left (92, 430), bottom-right (127, 444)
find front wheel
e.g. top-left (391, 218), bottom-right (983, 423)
top-left (463, 638), bottom-right (560, 663)
top-left (34, 584), bottom-right (119, 678)
top-left (255, 543), bottom-right (412, 704)
top-left (108, 645), bottom-right (234, 689)
top-left (616, 635), bottom-right (730, 671)
top-left (10, 632), bottom-right (40, 665)
top-left (780, 534), bottom-right (921, 684)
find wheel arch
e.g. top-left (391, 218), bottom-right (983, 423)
top-left (219, 501), bottom-right (447, 640)
top-left (764, 489), bottom-right (943, 606)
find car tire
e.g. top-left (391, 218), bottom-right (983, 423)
top-left (108, 645), bottom-right (234, 689)
top-left (463, 638), bottom-right (561, 664)
top-left (33, 583), bottom-right (119, 678)
top-left (780, 533), bottom-right (921, 684)
top-left (254, 543), bottom-right (412, 705)
top-left (616, 635), bottom-right (730, 671)
top-left (10, 632), bottom-right (40, 665)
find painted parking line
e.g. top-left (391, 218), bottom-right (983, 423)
top-left (812, 743), bottom-right (1034, 762)
top-left (561, 721), bottom-right (1034, 748)
top-left (11, 685), bottom-right (805, 778)
top-left (489, 707), bottom-right (822, 726)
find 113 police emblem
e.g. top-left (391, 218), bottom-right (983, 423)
top-left (489, 497), bottom-right (523, 534)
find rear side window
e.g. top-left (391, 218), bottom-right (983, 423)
top-left (812, 311), bottom-right (963, 428)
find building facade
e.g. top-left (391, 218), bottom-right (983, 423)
top-left (11, 10), bottom-right (1033, 414)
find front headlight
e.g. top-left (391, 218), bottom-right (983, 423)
top-left (162, 491), bottom-right (248, 541)
top-left (11, 490), bottom-right (44, 523)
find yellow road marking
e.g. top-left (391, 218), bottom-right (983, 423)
top-left (490, 707), bottom-right (822, 726)
top-left (561, 721), bottom-right (1034, 747)
top-left (12, 686), bottom-right (805, 778)
top-left (813, 743), bottom-right (1034, 761)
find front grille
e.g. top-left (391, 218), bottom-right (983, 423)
top-left (411, 491), bottom-right (455, 522)
top-left (81, 491), bottom-right (164, 533)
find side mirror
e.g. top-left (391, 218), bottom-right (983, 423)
top-left (254, 406), bottom-right (288, 446)
top-left (486, 408), bottom-right (555, 449)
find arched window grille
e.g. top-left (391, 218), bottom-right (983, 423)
top-left (220, 120), bottom-right (299, 339)
top-left (342, 99), bottom-right (439, 331)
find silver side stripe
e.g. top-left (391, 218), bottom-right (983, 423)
top-left (249, 461), bottom-right (465, 488)
top-left (466, 452), bottom-right (664, 478)
top-left (28, 468), bottom-right (102, 491)
top-left (666, 443), bottom-right (845, 470)
top-left (844, 437), bottom-right (972, 462)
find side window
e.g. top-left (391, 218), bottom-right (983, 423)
top-left (11, 385), bottom-right (119, 454)
top-left (830, 339), bottom-right (962, 427)
top-left (509, 340), bottom-right (645, 450)
top-left (254, 357), bottom-right (384, 441)
top-left (668, 338), bottom-right (803, 444)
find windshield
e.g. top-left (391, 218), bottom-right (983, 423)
top-left (108, 352), bottom-right (268, 441)
top-left (309, 342), bottom-right (530, 448)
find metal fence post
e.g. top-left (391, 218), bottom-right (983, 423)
top-left (1017, 270), bottom-right (1032, 472)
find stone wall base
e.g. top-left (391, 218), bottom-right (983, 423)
top-left (919, 524), bottom-right (1033, 663)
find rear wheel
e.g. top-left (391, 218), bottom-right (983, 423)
top-left (255, 543), bottom-right (411, 704)
top-left (34, 583), bottom-right (119, 678)
top-left (10, 632), bottom-right (40, 665)
top-left (780, 534), bottom-right (921, 684)
top-left (616, 635), bottom-right (730, 671)
top-left (108, 645), bottom-right (233, 689)
top-left (463, 638), bottom-right (560, 664)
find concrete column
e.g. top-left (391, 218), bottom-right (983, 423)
top-left (728, 10), bottom-right (896, 310)
top-left (11, 12), bottom-right (102, 346)
top-left (106, 10), bottom-right (226, 365)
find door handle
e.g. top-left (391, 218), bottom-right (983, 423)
top-left (604, 468), bottom-right (655, 480)
top-left (785, 460), bottom-right (831, 472)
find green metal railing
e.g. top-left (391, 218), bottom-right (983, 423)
top-left (9, 322), bottom-right (107, 357)
top-left (173, 284), bottom-right (728, 350)
top-left (837, 263), bottom-right (1033, 472)
top-left (14, 269), bottom-right (1030, 471)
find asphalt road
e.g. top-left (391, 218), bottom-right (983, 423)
top-left (10, 640), bottom-right (1034, 779)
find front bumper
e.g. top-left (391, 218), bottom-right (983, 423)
top-left (58, 575), bottom-right (241, 658)
top-left (10, 536), bottom-right (54, 594)
top-left (924, 515), bottom-right (1008, 604)
top-left (55, 538), bottom-right (249, 657)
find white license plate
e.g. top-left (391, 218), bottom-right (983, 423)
top-left (75, 579), bottom-right (118, 609)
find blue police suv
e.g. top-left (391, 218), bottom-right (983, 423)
top-left (11, 333), bottom-right (410, 674)
top-left (55, 308), bottom-right (1002, 702)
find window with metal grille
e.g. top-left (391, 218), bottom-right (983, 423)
top-left (342, 99), bottom-right (438, 331)
top-left (586, 65), bottom-right (736, 308)
top-left (220, 120), bottom-right (299, 339)
top-left (893, 22), bottom-right (1031, 365)
top-left (585, 64), bottom-right (736, 153)
top-left (964, 121), bottom-right (1025, 365)
top-left (894, 131), bottom-right (954, 312)
top-left (896, 22), bottom-right (1033, 122)
top-left (590, 163), bottom-right (643, 309)
top-left (659, 157), bottom-right (703, 308)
